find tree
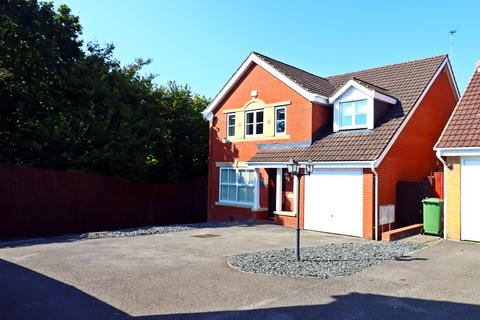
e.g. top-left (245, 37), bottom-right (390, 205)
top-left (146, 82), bottom-right (209, 182)
top-left (0, 0), bottom-right (209, 183)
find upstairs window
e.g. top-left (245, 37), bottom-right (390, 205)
top-left (245, 110), bottom-right (264, 136)
top-left (275, 106), bottom-right (286, 135)
top-left (227, 113), bottom-right (235, 138)
top-left (339, 99), bottom-right (368, 129)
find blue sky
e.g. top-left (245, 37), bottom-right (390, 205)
top-left (52, 0), bottom-right (480, 98)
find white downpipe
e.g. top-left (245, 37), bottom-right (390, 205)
top-left (435, 150), bottom-right (448, 239)
top-left (371, 163), bottom-right (379, 241)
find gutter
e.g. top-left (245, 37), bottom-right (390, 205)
top-left (246, 161), bottom-right (374, 169)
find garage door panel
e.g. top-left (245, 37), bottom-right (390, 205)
top-left (461, 158), bottom-right (480, 242)
top-left (304, 169), bottom-right (363, 237)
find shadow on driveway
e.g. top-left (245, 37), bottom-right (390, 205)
top-left (0, 258), bottom-right (478, 320)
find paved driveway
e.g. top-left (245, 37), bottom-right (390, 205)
top-left (0, 222), bottom-right (479, 319)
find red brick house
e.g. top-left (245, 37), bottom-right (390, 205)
top-left (203, 52), bottom-right (459, 240)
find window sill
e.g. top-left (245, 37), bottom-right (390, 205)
top-left (224, 135), bottom-right (291, 143)
top-left (274, 211), bottom-right (296, 217)
top-left (215, 201), bottom-right (253, 209)
top-left (337, 126), bottom-right (369, 131)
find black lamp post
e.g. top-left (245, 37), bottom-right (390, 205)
top-left (287, 158), bottom-right (314, 261)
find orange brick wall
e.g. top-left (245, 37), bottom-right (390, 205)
top-left (363, 169), bottom-right (375, 240)
top-left (207, 63), bottom-right (326, 221)
top-left (376, 68), bottom-right (458, 237)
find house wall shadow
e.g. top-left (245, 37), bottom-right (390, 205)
top-left (1, 258), bottom-right (478, 320)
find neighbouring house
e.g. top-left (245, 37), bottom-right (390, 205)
top-left (203, 52), bottom-right (459, 240)
top-left (435, 62), bottom-right (480, 242)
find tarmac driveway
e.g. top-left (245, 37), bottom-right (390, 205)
top-left (0, 222), bottom-right (479, 319)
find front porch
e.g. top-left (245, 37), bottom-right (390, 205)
top-left (265, 168), bottom-right (300, 227)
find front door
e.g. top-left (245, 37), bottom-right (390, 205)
top-left (267, 168), bottom-right (276, 218)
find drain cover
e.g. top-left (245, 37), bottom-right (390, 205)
top-left (192, 233), bottom-right (220, 238)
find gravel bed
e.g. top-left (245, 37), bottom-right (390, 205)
top-left (79, 220), bottom-right (256, 239)
top-left (227, 242), bottom-right (425, 278)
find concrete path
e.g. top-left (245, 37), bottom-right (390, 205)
top-left (0, 222), bottom-right (479, 319)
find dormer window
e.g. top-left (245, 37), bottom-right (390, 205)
top-left (339, 100), bottom-right (368, 129)
top-left (331, 80), bottom-right (397, 132)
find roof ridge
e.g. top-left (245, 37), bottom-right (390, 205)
top-left (326, 54), bottom-right (448, 79)
top-left (251, 51), bottom-right (331, 83)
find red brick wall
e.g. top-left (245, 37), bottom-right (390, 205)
top-left (208, 63), bottom-right (327, 221)
top-left (311, 102), bottom-right (331, 138)
top-left (376, 67), bottom-right (458, 236)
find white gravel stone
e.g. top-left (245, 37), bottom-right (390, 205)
top-left (227, 242), bottom-right (425, 278)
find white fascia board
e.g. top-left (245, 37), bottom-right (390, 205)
top-left (373, 91), bottom-right (397, 104)
top-left (445, 58), bottom-right (461, 100)
top-left (202, 53), bottom-right (329, 118)
top-left (375, 57), bottom-right (449, 166)
top-left (328, 79), bottom-right (397, 105)
top-left (246, 161), bottom-right (376, 169)
top-left (309, 161), bottom-right (375, 169)
top-left (435, 147), bottom-right (480, 157)
top-left (246, 162), bottom-right (288, 168)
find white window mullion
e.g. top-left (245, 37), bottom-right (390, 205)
top-left (235, 168), bottom-right (239, 202)
top-left (253, 169), bottom-right (260, 209)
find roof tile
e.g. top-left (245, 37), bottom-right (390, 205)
top-left (249, 54), bottom-right (448, 163)
top-left (436, 70), bottom-right (480, 148)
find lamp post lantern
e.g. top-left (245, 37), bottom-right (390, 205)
top-left (287, 158), bottom-right (314, 261)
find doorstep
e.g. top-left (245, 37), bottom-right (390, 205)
top-left (274, 211), bottom-right (295, 217)
top-left (382, 224), bottom-right (423, 241)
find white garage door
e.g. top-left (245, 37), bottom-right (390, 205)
top-left (304, 169), bottom-right (363, 237)
top-left (461, 157), bottom-right (480, 242)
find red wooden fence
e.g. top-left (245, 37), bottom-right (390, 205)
top-left (433, 171), bottom-right (444, 199)
top-left (0, 164), bottom-right (207, 240)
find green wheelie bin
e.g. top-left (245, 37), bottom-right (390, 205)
top-left (422, 198), bottom-right (444, 236)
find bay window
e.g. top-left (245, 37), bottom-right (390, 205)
top-left (219, 168), bottom-right (255, 205)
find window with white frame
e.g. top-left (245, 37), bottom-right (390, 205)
top-left (245, 110), bottom-right (264, 136)
top-left (219, 168), bottom-right (255, 205)
top-left (339, 99), bottom-right (368, 129)
top-left (275, 106), bottom-right (286, 134)
top-left (227, 113), bottom-right (235, 138)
